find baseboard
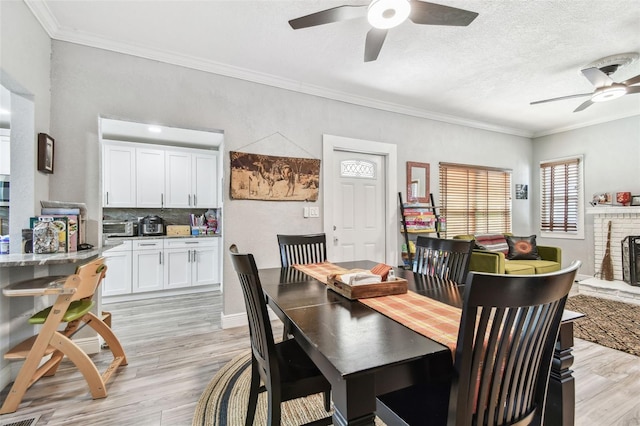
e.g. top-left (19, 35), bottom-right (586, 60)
top-left (221, 307), bottom-right (280, 329)
top-left (75, 336), bottom-right (101, 355)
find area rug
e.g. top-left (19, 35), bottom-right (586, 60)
top-left (566, 295), bottom-right (640, 357)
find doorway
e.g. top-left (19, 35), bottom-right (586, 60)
top-left (322, 134), bottom-right (398, 265)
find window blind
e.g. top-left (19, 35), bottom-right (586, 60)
top-left (540, 157), bottom-right (580, 232)
top-left (439, 163), bottom-right (512, 237)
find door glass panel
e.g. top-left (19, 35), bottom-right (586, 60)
top-left (340, 160), bottom-right (375, 179)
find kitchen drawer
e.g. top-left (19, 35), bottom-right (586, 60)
top-left (103, 240), bottom-right (133, 253)
top-left (133, 239), bottom-right (164, 250)
top-left (164, 237), bottom-right (217, 249)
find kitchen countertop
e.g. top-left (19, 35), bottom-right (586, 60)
top-left (102, 234), bottom-right (221, 248)
top-left (0, 249), bottom-right (101, 267)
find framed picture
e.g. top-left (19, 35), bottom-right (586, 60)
top-left (631, 195), bottom-right (640, 206)
top-left (516, 184), bottom-right (528, 200)
top-left (406, 161), bottom-right (430, 204)
top-left (37, 133), bottom-right (54, 174)
top-left (592, 193), bottom-right (612, 205)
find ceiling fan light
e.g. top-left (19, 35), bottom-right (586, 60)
top-left (591, 86), bottom-right (627, 103)
top-left (367, 0), bottom-right (410, 29)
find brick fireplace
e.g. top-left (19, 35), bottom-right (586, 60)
top-left (589, 206), bottom-right (640, 280)
top-left (582, 206), bottom-right (640, 304)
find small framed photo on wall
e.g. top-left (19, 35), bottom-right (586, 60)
top-left (37, 133), bottom-right (54, 174)
top-left (631, 195), bottom-right (640, 206)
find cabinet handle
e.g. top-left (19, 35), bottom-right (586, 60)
top-left (159, 252), bottom-right (162, 264)
top-left (194, 194), bottom-right (197, 207)
top-left (139, 243), bottom-right (157, 246)
top-left (106, 192), bottom-right (109, 205)
top-left (187, 250), bottom-right (191, 263)
top-left (192, 249), bottom-right (197, 262)
top-left (188, 194), bottom-right (191, 206)
top-left (161, 193), bottom-right (164, 207)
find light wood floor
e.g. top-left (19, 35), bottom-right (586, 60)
top-left (0, 292), bottom-right (638, 426)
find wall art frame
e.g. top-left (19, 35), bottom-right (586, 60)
top-left (37, 133), bottom-right (54, 174)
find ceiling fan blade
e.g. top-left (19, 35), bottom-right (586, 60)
top-left (626, 86), bottom-right (640, 95)
top-left (530, 93), bottom-right (592, 105)
top-left (574, 99), bottom-right (594, 112)
top-left (409, 1), bottom-right (479, 26)
top-left (581, 67), bottom-right (614, 88)
top-left (622, 74), bottom-right (640, 86)
top-left (364, 28), bottom-right (388, 62)
top-left (289, 5), bottom-right (367, 29)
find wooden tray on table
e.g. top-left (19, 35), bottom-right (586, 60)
top-left (326, 275), bottom-right (408, 300)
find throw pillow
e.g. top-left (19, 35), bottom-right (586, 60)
top-left (474, 234), bottom-right (509, 255)
top-left (506, 235), bottom-right (541, 260)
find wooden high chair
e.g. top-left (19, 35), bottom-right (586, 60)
top-left (1, 257), bottom-right (127, 414)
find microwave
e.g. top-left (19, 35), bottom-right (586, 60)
top-left (102, 220), bottom-right (136, 237)
top-left (0, 175), bottom-right (8, 207)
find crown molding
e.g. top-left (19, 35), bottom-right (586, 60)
top-left (23, 0), bottom-right (537, 139)
top-left (532, 112), bottom-right (640, 138)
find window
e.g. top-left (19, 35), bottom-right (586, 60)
top-left (439, 163), bottom-right (512, 237)
top-left (540, 156), bottom-right (583, 238)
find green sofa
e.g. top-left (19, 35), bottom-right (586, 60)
top-left (453, 234), bottom-right (561, 275)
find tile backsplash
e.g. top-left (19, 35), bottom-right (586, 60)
top-left (103, 207), bottom-right (220, 229)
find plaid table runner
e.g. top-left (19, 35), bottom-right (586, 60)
top-left (293, 262), bottom-right (461, 353)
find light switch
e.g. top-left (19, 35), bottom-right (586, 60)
top-left (303, 207), bottom-right (309, 218)
top-left (309, 207), bottom-right (320, 218)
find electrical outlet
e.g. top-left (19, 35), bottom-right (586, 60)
top-left (309, 207), bottom-right (320, 218)
top-left (303, 207), bottom-right (309, 218)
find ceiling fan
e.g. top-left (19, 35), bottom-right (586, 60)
top-left (288, 0), bottom-right (479, 62)
top-left (531, 54), bottom-right (640, 112)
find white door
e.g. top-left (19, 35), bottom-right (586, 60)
top-left (331, 150), bottom-right (386, 263)
top-left (323, 134), bottom-right (398, 265)
top-left (165, 150), bottom-right (192, 208)
top-left (136, 147), bottom-right (165, 208)
top-left (192, 152), bottom-right (218, 208)
top-left (103, 142), bottom-right (136, 207)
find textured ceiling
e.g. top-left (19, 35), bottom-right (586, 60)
top-left (24, 0), bottom-right (640, 137)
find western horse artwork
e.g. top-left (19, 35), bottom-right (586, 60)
top-left (230, 151), bottom-right (320, 201)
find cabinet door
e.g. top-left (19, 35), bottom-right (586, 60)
top-left (164, 150), bottom-right (192, 208)
top-left (133, 248), bottom-right (164, 292)
top-left (192, 153), bottom-right (218, 208)
top-left (103, 142), bottom-right (136, 207)
top-left (102, 250), bottom-right (132, 296)
top-left (192, 243), bottom-right (220, 286)
top-left (164, 248), bottom-right (192, 289)
top-left (0, 131), bottom-right (10, 175)
top-left (136, 147), bottom-right (165, 207)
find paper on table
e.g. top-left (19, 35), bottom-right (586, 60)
top-left (339, 272), bottom-right (382, 286)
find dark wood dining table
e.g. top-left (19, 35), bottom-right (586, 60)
top-left (259, 260), bottom-right (582, 426)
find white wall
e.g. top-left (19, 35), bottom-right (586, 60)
top-left (47, 41), bottom-right (532, 318)
top-left (0, 0), bottom-right (52, 391)
top-left (532, 116), bottom-right (640, 276)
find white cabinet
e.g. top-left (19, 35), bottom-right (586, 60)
top-left (132, 239), bottom-right (164, 293)
top-left (164, 238), bottom-right (220, 288)
top-left (103, 141), bottom-right (219, 208)
top-left (103, 141), bottom-right (136, 207)
top-left (102, 241), bottom-right (133, 297)
top-left (136, 147), bottom-right (165, 207)
top-left (165, 149), bottom-right (218, 208)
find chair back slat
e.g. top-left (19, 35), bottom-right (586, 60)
top-left (449, 261), bottom-right (580, 426)
top-left (414, 237), bottom-right (474, 283)
top-left (228, 248), bottom-right (279, 387)
top-left (71, 257), bottom-right (107, 301)
top-left (277, 234), bottom-right (327, 267)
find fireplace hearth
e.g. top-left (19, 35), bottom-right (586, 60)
top-left (622, 236), bottom-right (640, 286)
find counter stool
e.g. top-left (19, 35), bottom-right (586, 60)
top-left (0, 257), bottom-right (127, 414)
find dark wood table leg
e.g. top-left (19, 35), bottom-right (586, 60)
top-left (332, 376), bottom-right (377, 426)
top-left (545, 321), bottom-right (576, 426)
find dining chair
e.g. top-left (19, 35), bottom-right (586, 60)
top-left (277, 233), bottom-right (328, 340)
top-left (277, 233), bottom-right (327, 268)
top-left (413, 236), bottom-right (474, 283)
top-left (228, 245), bottom-right (332, 426)
top-left (377, 261), bottom-right (581, 426)
top-left (1, 257), bottom-right (127, 414)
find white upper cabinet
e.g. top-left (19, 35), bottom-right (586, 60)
top-left (165, 148), bottom-right (218, 208)
top-left (103, 141), bottom-right (136, 207)
top-left (103, 141), bottom-right (218, 208)
top-left (0, 129), bottom-right (10, 175)
top-left (136, 147), bottom-right (165, 208)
